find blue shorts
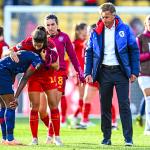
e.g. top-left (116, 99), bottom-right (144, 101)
top-left (0, 69), bottom-right (14, 95)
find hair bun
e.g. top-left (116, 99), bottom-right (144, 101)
top-left (37, 26), bottom-right (46, 32)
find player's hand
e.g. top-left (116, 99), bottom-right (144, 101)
top-left (40, 49), bottom-right (46, 61)
top-left (130, 74), bottom-right (137, 83)
top-left (10, 51), bottom-right (19, 63)
top-left (85, 75), bottom-right (93, 83)
top-left (9, 100), bottom-right (18, 109)
top-left (78, 72), bottom-right (85, 83)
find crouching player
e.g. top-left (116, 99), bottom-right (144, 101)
top-left (0, 48), bottom-right (57, 145)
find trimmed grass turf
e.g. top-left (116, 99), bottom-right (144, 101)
top-left (0, 118), bottom-right (150, 150)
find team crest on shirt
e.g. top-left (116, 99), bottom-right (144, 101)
top-left (119, 31), bottom-right (125, 37)
top-left (58, 36), bottom-right (64, 42)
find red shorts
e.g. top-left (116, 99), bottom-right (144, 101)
top-left (28, 76), bottom-right (57, 92)
top-left (88, 81), bottom-right (99, 89)
top-left (55, 70), bottom-right (67, 93)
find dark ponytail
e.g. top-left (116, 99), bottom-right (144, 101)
top-left (32, 25), bottom-right (47, 48)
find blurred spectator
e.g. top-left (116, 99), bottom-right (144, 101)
top-left (51, 0), bottom-right (63, 5)
top-left (129, 17), bottom-right (144, 36)
top-left (83, 0), bottom-right (97, 6)
top-left (106, 0), bottom-right (116, 5)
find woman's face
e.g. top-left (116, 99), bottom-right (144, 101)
top-left (78, 26), bottom-right (88, 40)
top-left (32, 40), bottom-right (44, 50)
top-left (45, 19), bottom-right (58, 36)
top-left (145, 19), bottom-right (150, 31)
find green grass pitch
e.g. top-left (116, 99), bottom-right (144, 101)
top-left (0, 118), bottom-right (150, 150)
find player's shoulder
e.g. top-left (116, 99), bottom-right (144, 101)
top-left (59, 31), bottom-right (69, 38)
top-left (18, 50), bottom-right (38, 57)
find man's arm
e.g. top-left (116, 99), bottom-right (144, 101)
top-left (127, 26), bottom-right (140, 79)
top-left (84, 33), bottom-right (94, 78)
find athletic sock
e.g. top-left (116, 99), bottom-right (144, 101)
top-left (5, 108), bottom-right (15, 141)
top-left (51, 108), bottom-right (60, 136)
top-left (145, 96), bottom-right (150, 130)
top-left (41, 114), bottom-right (49, 128)
top-left (0, 108), bottom-right (6, 140)
top-left (48, 121), bottom-right (54, 137)
top-left (111, 104), bottom-right (117, 124)
top-left (30, 110), bottom-right (39, 138)
top-left (74, 99), bottom-right (83, 117)
top-left (82, 103), bottom-right (91, 122)
top-left (61, 95), bottom-right (67, 123)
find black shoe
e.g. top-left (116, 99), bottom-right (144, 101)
top-left (125, 139), bottom-right (133, 146)
top-left (101, 139), bottom-right (111, 145)
top-left (136, 115), bottom-right (143, 127)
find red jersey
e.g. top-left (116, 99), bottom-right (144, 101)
top-left (73, 38), bottom-right (86, 70)
top-left (13, 36), bottom-right (57, 79)
top-left (0, 40), bottom-right (9, 58)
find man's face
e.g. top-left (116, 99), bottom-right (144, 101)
top-left (101, 11), bottom-right (115, 28)
top-left (45, 19), bottom-right (58, 36)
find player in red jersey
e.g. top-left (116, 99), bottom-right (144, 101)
top-left (0, 27), bottom-right (9, 58)
top-left (69, 23), bottom-right (98, 128)
top-left (43, 14), bottom-right (84, 145)
top-left (9, 26), bottom-right (59, 145)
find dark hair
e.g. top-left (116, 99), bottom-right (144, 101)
top-left (0, 26), bottom-right (4, 36)
top-left (91, 24), bottom-right (96, 29)
top-left (99, 2), bottom-right (116, 15)
top-left (75, 23), bottom-right (87, 39)
top-left (32, 26), bottom-right (47, 48)
top-left (45, 14), bottom-right (58, 25)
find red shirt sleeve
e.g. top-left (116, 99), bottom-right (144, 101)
top-left (13, 36), bottom-right (33, 51)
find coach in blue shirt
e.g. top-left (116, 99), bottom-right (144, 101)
top-left (84, 3), bottom-right (140, 146)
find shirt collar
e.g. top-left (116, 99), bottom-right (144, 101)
top-left (105, 21), bottom-right (115, 30)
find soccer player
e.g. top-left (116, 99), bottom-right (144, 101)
top-left (137, 15), bottom-right (150, 135)
top-left (0, 26), bottom-right (9, 58)
top-left (71, 23), bottom-right (99, 128)
top-left (44, 14), bottom-right (84, 145)
top-left (0, 50), bottom-right (44, 145)
top-left (9, 26), bottom-right (59, 145)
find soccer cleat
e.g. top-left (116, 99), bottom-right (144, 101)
top-left (31, 138), bottom-right (38, 145)
top-left (111, 125), bottom-right (119, 130)
top-left (125, 139), bottom-right (133, 146)
top-left (75, 123), bottom-right (87, 129)
top-left (54, 136), bottom-right (63, 146)
top-left (80, 121), bottom-right (96, 127)
top-left (135, 115), bottom-right (143, 127)
top-left (61, 122), bottom-right (67, 128)
top-left (68, 115), bottom-right (78, 128)
top-left (46, 136), bottom-right (54, 144)
top-left (6, 139), bottom-right (23, 145)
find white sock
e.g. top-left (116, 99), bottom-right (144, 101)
top-left (145, 96), bottom-right (150, 131)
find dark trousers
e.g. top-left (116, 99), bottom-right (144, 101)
top-left (98, 66), bottom-right (133, 141)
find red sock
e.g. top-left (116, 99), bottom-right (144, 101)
top-left (48, 121), bottom-right (54, 137)
top-left (61, 95), bottom-right (67, 123)
top-left (30, 110), bottom-right (39, 138)
top-left (74, 99), bottom-right (83, 117)
top-left (51, 108), bottom-right (60, 136)
top-left (82, 103), bottom-right (91, 122)
top-left (111, 105), bottom-right (116, 124)
top-left (41, 114), bottom-right (49, 128)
